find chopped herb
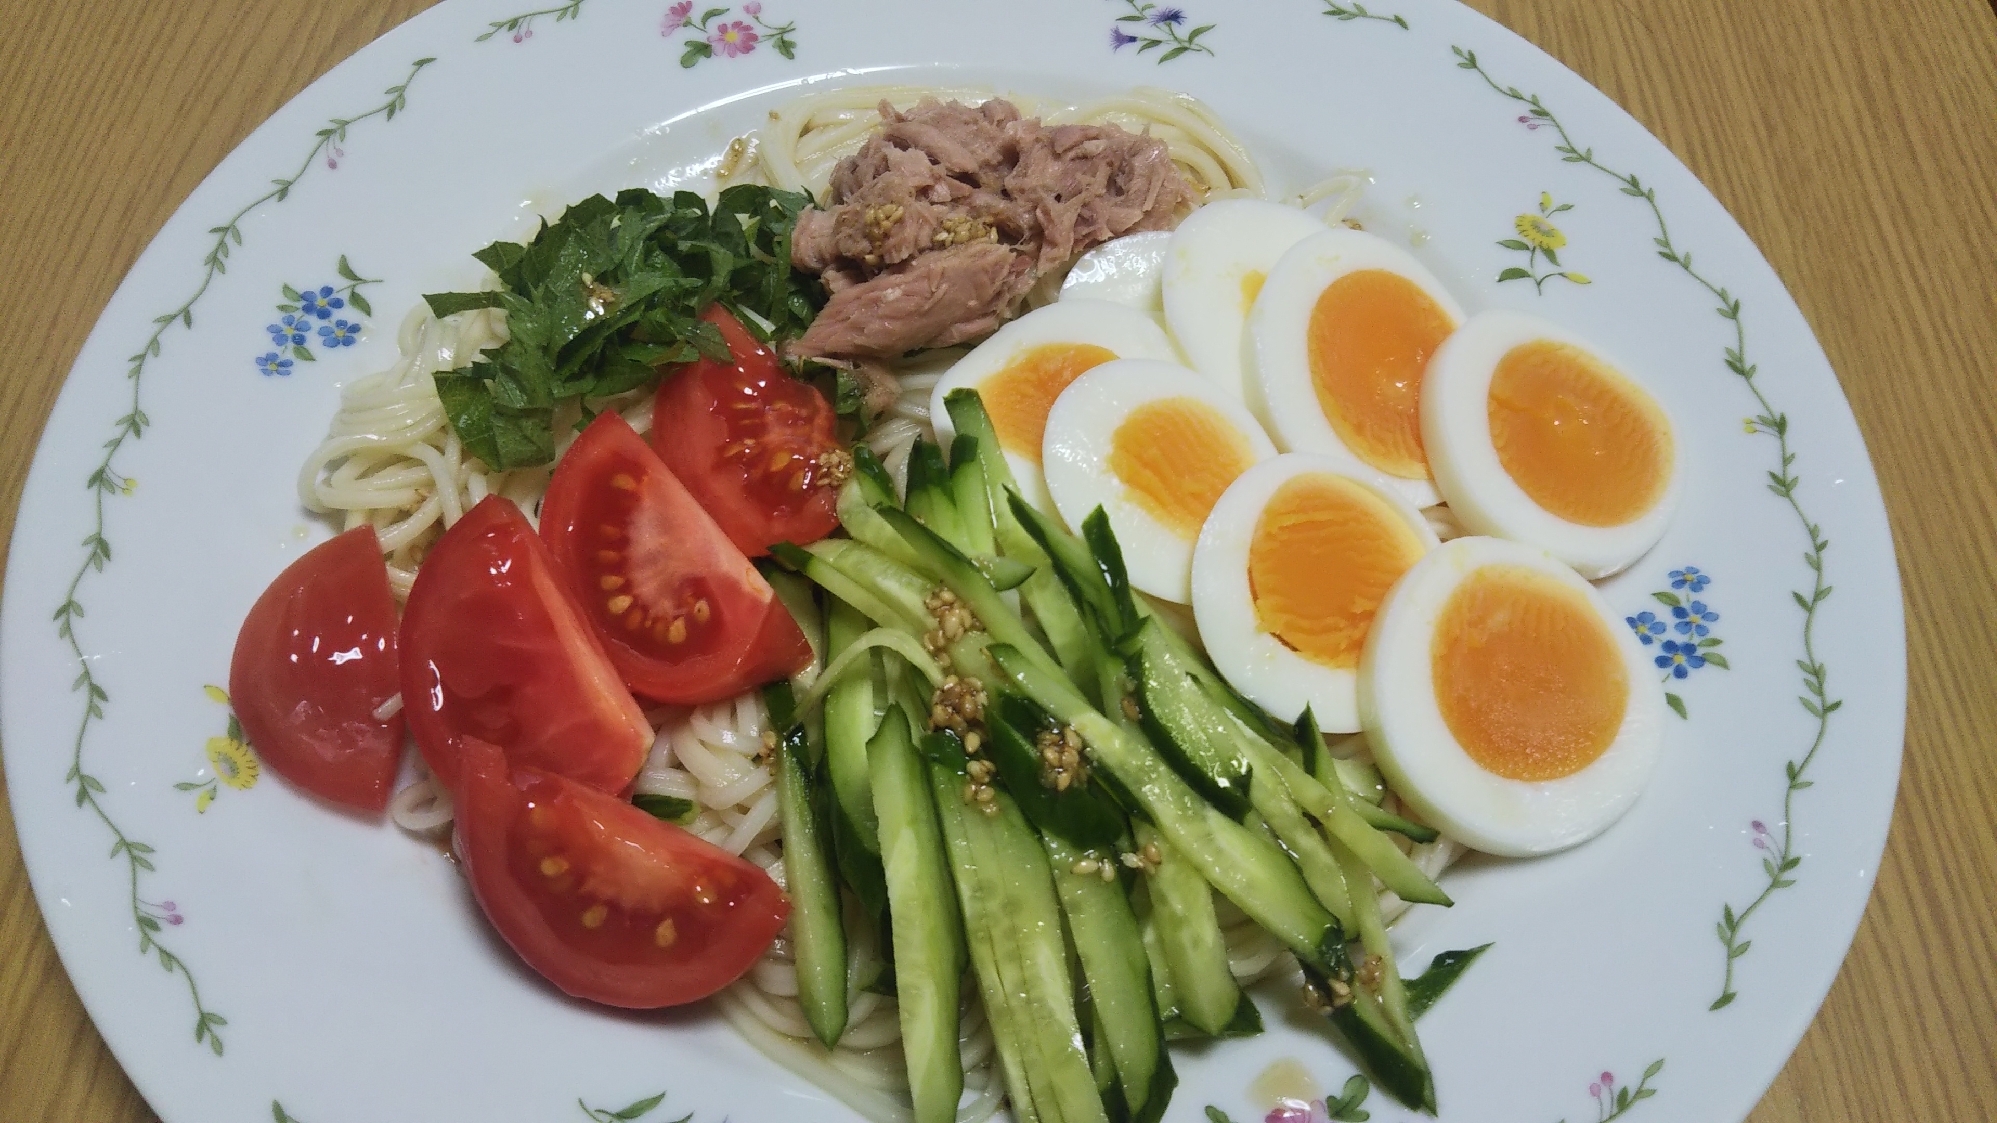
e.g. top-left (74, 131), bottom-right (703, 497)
top-left (423, 185), bottom-right (822, 470)
top-left (632, 793), bottom-right (700, 826)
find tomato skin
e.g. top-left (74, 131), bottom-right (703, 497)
top-left (228, 527), bottom-right (403, 813)
top-left (401, 496), bottom-right (652, 795)
top-left (540, 412), bottom-right (811, 704)
top-left (454, 737), bottom-right (789, 1008)
top-left (651, 305), bottom-right (841, 557)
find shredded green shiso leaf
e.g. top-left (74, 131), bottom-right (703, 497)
top-left (422, 184), bottom-right (833, 471)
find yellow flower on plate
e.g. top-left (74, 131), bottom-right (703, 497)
top-left (1565, 272), bottom-right (1593, 285)
top-left (1515, 213), bottom-right (1567, 252)
top-left (206, 736), bottom-right (260, 791)
top-left (1539, 190), bottom-right (1554, 212)
top-left (203, 684), bottom-right (230, 705)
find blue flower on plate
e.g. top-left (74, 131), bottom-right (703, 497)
top-left (1655, 639), bottom-right (1706, 679)
top-left (1669, 566), bottom-right (1709, 593)
top-left (1625, 610), bottom-right (1667, 645)
top-left (266, 313), bottom-right (309, 347)
top-left (1111, 26), bottom-right (1139, 49)
top-left (256, 351), bottom-right (294, 377)
top-left (1673, 600), bottom-right (1719, 636)
top-left (299, 285), bottom-right (345, 320)
top-left (318, 319), bottom-right (360, 348)
top-left (1149, 6), bottom-right (1186, 24)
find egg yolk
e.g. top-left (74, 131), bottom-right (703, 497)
top-left (1248, 473), bottom-right (1427, 670)
top-left (1430, 564), bottom-right (1627, 782)
top-left (1108, 397), bottom-right (1258, 539)
top-left (983, 343), bottom-right (1119, 465)
top-left (1306, 269), bottom-right (1454, 480)
top-left (1488, 340), bottom-right (1674, 527)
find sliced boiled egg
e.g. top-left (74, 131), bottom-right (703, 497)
top-left (1423, 309), bottom-right (1681, 578)
top-left (1162, 198), bottom-right (1327, 403)
top-left (1358, 536), bottom-right (1664, 856)
top-left (1061, 230), bottom-right (1173, 314)
top-left (1192, 454), bottom-right (1438, 732)
top-left (1248, 227), bottom-right (1465, 509)
top-left (1042, 359), bottom-right (1277, 603)
top-left (930, 299), bottom-right (1179, 511)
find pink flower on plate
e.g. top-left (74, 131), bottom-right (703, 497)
top-left (709, 19), bottom-right (759, 56)
top-left (1265, 1099), bottom-right (1329, 1123)
top-left (662, 0), bottom-right (694, 33)
top-left (743, 1), bottom-right (762, 15)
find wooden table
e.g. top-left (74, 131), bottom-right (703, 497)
top-left (2, 0), bottom-right (1993, 1119)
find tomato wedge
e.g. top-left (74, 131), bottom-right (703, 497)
top-left (400, 495), bottom-right (652, 795)
top-left (540, 411), bottom-right (811, 704)
top-left (454, 736), bottom-right (789, 1007)
top-left (652, 304), bottom-right (841, 557)
top-left (228, 526), bottom-right (403, 813)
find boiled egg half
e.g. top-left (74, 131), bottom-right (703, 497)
top-left (1358, 536), bottom-right (1664, 856)
top-left (1042, 358), bottom-right (1276, 603)
top-left (1162, 198), bottom-right (1327, 403)
top-left (1061, 230), bottom-right (1173, 315)
top-left (1192, 454), bottom-right (1438, 732)
top-left (1249, 227), bottom-right (1464, 508)
top-left (1423, 309), bottom-right (1682, 578)
top-left (930, 299), bottom-right (1178, 511)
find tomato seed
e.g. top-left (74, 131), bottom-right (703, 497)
top-left (539, 856), bottom-right (570, 878)
top-left (580, 904), bottom-right (609, 929)
top-left (606, 594), bottom-right (634, 616)
top-left (598, 524), bottom-right (622, 540)
top-left (599, 575), bottom-right (626, 591)
top-left (596, 549), bottom-right (622, 564)
top-left (667, 617), bottom-right (688, 645)
top-left (624, 608), bottom-right (646, 631)
top-left (692, 599), bottom-right (711, 624)
top-left (610, 473), bottom-right (637, 491)
top-left (654, 918), bottom-right (678, 948)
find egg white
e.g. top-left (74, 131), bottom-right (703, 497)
top-left (1041, 358), bottom-right (1277, 603)
top-left (1422, 309), bottom-right (1682, 578)
top-left (1191, 454), bottom-right (1438, 732)
top-left (1357, 536), bottom-right (1664, 856)
top-left (1060, 230), bottom-right (1173, 316)
top-left (930, 299), bottom-right (1179, 512)
top-left (1247, 227), bottom-right (1465, 509)
top-left (1161, 198), bottom-right (1326, 404)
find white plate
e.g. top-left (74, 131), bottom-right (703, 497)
top-left (0, 1), bottom-right (1905, 1121)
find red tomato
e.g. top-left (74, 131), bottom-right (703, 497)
top-left (651, 304), bottom-right (841, 557)
top-left (540, 411), bottom-right (811, 704)
top-left (228, 527), bottom-right (403, 813)
top-left (400, 495), bottom-right (652, 795)
top-left (454, 736), bottom-right (789, 1007)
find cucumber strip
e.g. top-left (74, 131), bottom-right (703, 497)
top-left (823, 603), bottom-right (884, 849)
top-left (930, 744), bottom-right (1105, 1123)
top-left (838, 480), bottom-right (928, 570)
top-left (1331, 754), bottom-right (1385, 803)
top-left (1078, 508), bottom-right (1141, 636)
top-left (1259, 730), bottom-right (1451, 906)
top-left (796, 629), bottom-right (944, 717)
top-left (1007, 491), bottom-right (1123, 637)
top-left (877, 506), bottom-right (1065, 680)
top-left (770, 541), bottom-right (923, 635)
top-left (1332, 834), bottom-right (1435, 1112)
top-left (1126, 618), bottom-right (1253, 818)
top-left (929, 756), bottom-right (1043, 1123)
top-left (1134, 823), bottom-right (1244, 1036)
top-left (980, 554), bottom-right (1037, 591)
top-left (1043, 833), bottom-right (1176, 1123)
top-left (1231, 737), bottom-right (1357, 933)
top-left (949, 434), bottom-right (1000, 558)
top-left (760, 564), bottom-right (826, 673)
top-left (868, 708), bottom-right (964, 1123)
top-left (1300, 948), bottom-right (1433, 1113)
top-left (1134, 883), bottom-right (1180, 1025)
top-left (770, 685), bottom-right (849, 1048)
top-left (1348, 797), bottom-right (1442, 843)
top-left (810, 538), bottom-right (939, 634)
top-left (987, 695), bottom-right (1126, 852)
top-left (852, 444), bottom-right (900, 508)
top-left (905, 440), bottom-right (968, 549)
top-left (990, 645), bottom-right (1340, 971)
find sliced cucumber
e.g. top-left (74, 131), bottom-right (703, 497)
top-left (851, 444), bottom-right (899, 508)
top-left (1043, 832), bottom-right (1177, 1123)
top-left (990, 645), bottom-right (1340, 972)
top-left (767, 683), bottom-right (847, 1048)
top-left (868, 707), bottom-right (964, 1123)
top-left (877, 506), bottom-right (1064, 680)
top-left (986, 694), bottom-right (1126, 852)
top-left (770, 541), bottom-right (924, 636)
top-left (1135, 823), bottom-right (1247, 1036)
top-left (1406, 943), bottom-right (1492, 1020)
top-left (760, 564), bottom-right (826, 674)
top-left (810, 538), bottom-right (937, 634)
top-left (1266, 715), bottom-right (1450, 907)
top-left (1125, 618), bottom-right (1252, 819)
top-left (904, 439), bottom-right (967, 549)
top-left (949, 433), bottom-right (1000, 558)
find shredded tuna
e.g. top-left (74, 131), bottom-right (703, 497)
top-left (790, 98), bottom-right (1194, 360)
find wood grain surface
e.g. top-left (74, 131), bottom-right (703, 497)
top-left (1, 1), bottom-right (1992, 1119)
